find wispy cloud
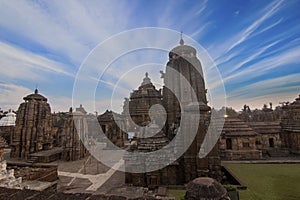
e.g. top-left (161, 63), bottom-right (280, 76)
top-left (226, 0), bottom-right (284, 53)
top-left (0, 41), bottom-right (74, 81)
top-left (228, 73), bottom-right (300, 99)
top-left (0, 83), bottom-right (32, 110)
top-left (224, 44), bottom-right (300, 84)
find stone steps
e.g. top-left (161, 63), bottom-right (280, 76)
top-left (267, 148), bottom-right (290, 157)
top-left (27, 156), bottom-right (38, 164)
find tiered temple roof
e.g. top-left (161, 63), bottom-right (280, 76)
top-left (248, 121), bottom-right (281, 134)
top-left (222, 118), bottom-right (258, 137)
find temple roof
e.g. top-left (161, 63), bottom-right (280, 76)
top-left (248, 121), bottom-right (281, 134)
top-left (23, 89), bottom-right (47, 102)
top-left (75, 104), bottom-right (87, 115)
top-left (98, 110), bottom-right (123, 122)
top-left (169, 38), bottom-right (197, 58)
top-left (281, 94), bottom-right (300, 131)
top-left (141, 72), bottom-right (151, 86)
top-left (0, 110), bottom-right (16, 126)
top-left (130, 73), bottom-right (161, 99)
top-left (284, 94), bottom-right (300, 109)
top-left (222, 118), bottom-right (258, 137)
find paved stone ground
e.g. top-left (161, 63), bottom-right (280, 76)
top-left (56, 155), bottom-right (126, 194)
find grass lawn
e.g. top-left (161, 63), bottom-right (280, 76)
top-left (167, 189), bottom-right (186, 200)
top-left (224, 163), bottom-right (300, 200)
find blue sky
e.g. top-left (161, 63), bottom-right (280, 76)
top-left (0, 0), bottom-right (299, 113)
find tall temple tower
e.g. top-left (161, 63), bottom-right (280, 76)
top-left (162, 38), bottom-right (221, 182)
top-left (10, 89), bottom-right (53, 159)
top-left (125, 38), bottom-right (221, 187)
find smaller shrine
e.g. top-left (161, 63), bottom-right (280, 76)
top-left (220, 118), bottom-right (262, 160)
top-left (185, 177), bottom-right (228, 200)
top-left (280, 94), bottom-right (300, 154)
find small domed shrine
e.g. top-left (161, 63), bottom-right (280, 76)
top-left (185, 177), bottom-right (227, 200)
top-left (0, 110), bottom-right (16, 126)
top-left (0, 110), bottom-right (16, 144)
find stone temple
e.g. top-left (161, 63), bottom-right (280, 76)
top-left (124, 38), bottom-right (221, 187)
top-left (10, 89), bottom-right (53, 159)
top-left (280, 94), bottom-right (300, 154)
top-left (10, 89), bottom-right (89, 162)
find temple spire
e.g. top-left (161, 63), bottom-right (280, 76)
top-left (34, 84), bottom-right (38, 94)
top-left (180, 31), bottom-right (184, 45)
top-left (141, 72), bottom-right (151, 86)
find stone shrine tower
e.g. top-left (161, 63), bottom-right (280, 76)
top-left (162, 38), bottom-right (220, 182)
top-left (125, 39), bottom-right (221, 187)
top-left (10, 89), bottom-right (53, 159)
top-left (52, 105), bottom-right (89, 161)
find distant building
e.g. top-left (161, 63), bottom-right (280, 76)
top-left (0, 110), bottom-right (16, 144)
top-left (0, 110), bottom-right (16, 126)
top-left (220, 118), bottom-right (262, 160)
top-left (52, 105), bottom-right (89, 161)
top-left (247, 122), bottom-right (281, 149)
top-left (97, 110), bottom-right (125, 148)
top-left (281, 94), bottom-right (300, 155)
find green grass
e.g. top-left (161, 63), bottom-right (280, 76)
top-left (223, 163), bottom-right (300, 200)
top-left (167, 189), bottom-right (186, 200)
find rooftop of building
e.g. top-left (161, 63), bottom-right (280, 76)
top-left (170, 37), bottom-right (197, 57)
top-left (247, 121), bottom-right (281, 134)
top-left (23, 89), bottom-right (47, 102)
top-left (130, 72), bottom-right (161, 99)
top-left (222, 118), bottom-right (259, 137)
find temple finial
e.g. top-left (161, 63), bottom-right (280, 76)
top-left (180, 31), bottom-right (184, 45)
top-left (34, 84), bottom-right (38, 94)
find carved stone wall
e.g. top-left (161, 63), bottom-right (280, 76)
top-left (98, 110), bottom-right (124, 148)
top-left (0, 126), bottom-right (13, 145)
top-left (52, 109), bottom-right (89, 161)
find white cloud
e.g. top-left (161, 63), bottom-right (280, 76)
top-left (0, 1), bottom-right (132, 65)
top-left (227, 73), bottom-right (300, 99)
top-left (224, 45), bottom-right (300, 84)
top-left (0, 41), bottom-right (74, 81)
top-left (0, 83), bottom-right (32, 111)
